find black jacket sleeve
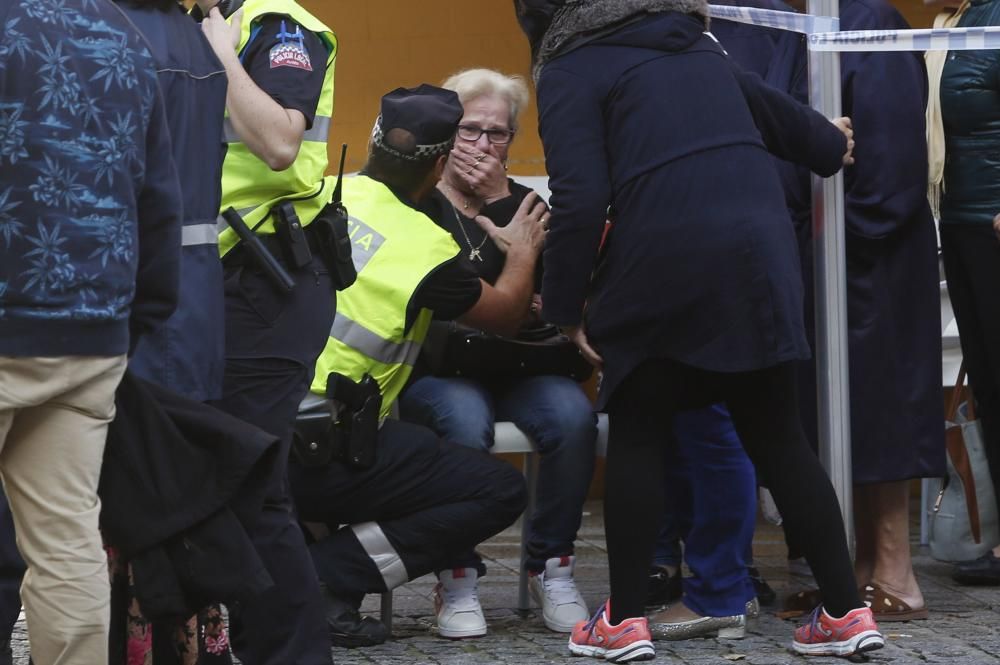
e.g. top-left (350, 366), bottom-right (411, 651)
top-left (536, 66), bottom-right (611, 328)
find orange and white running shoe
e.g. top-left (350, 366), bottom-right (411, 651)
top-left (792, 605), bottom-right (885, 657)
top-left (568, 600), bottom-right (655, 663)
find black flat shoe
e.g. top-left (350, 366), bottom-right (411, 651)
top-left (952, 551), bottom-right (1000, 586)
top-left (748, 566), bottom-right (776, 606)
top-left (645, 566), bottom-right (682, 610)
top-left (324, 591), bottom-right (390, 648)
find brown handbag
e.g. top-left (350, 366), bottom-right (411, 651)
top-left (945, 363), bottom-right (982, 542)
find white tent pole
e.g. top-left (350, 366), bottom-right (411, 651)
top-left (806, 0), bottom-right (854, 553)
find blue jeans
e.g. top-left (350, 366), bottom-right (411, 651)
top-left (400, 374), bottom-right (597, 573)
top-left (654, 404), bottom-right (757, 616)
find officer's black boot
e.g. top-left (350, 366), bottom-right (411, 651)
top-left (322, 585), bottom-right (389, 649)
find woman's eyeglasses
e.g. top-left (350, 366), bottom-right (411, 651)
top-left (457, 125), bottom-right (515, 145)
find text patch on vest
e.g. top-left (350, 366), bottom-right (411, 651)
top-left (346, 216), bottom-right (386, 273)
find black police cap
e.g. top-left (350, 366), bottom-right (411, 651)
top-left (372, 84), bottom-right (464, 161)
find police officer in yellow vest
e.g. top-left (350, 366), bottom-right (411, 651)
top-left (198, 2), bottom-right (339, 663)
top-left (288, 86), bottom-right (545, 647)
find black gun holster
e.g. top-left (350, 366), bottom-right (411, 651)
top-left (291, 373), bottom-right (381, 469)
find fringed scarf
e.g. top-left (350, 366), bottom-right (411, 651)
top-left (514, 0), bottom-right (710, 81)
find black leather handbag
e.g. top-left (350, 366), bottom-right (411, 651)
top-left (425, 322), bottom-right (594, 383)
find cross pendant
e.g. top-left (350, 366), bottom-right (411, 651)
top-left (469, 248), bottom-right (483, 262)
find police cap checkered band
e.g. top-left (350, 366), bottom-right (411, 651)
top-left (371, 84), bottom-right (463, 161)
top-left (371, 116), bottom-right (455, 161)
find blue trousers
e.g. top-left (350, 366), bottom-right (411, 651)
top-left (399, 374), bottom-right (596, 573)
top-left (654, 404), bottom-right (757, 616)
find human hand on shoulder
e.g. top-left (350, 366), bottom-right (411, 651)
top-left (831, 116), bottom-right (855, 166)
top-left (201, 7), bottom-right (243, 66)
top-left (474, 191), bottom-right (547, 257)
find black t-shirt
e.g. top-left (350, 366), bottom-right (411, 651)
top-left (406, 258), bottom-right (483, 328)
top-left (241, 16), bottom-right (328, 128)
top-left (406, 181), bottom-right (541, 328)
top-left (405, 182), bottom-right (546, 382)
top-left (419, 181), bottom-right (543, 288)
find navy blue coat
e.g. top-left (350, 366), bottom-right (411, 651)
top-left (124, 3), bottom-right (229, 402)
top-left (765, 0), bottom-right (945, 483)
top-left (536, 12), bottom-right (845, 407)
top-left (710, 0), bottom-right (797, 77)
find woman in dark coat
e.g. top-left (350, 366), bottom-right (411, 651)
top-left (515, 0), bottom-right (884, 660)
top-left (767, 0), bottom-right (943, 620)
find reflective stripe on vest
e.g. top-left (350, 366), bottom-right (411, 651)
top-left (217, 0), bottom-right (338, 258)
top-left (330, 312), bottom-right (422, 368)
top-left (310, 175), bottom-right (461, 418)
top-left (222, 115), bottom-right (332, 145)
top-left (215, 206), bottom-right (258, 235)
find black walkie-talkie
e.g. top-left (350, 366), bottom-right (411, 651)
top-left (312, 144), bottom-right (357, 291)
top-left (332, 143), bottom-right (348, 207)
top-left (190, 0), bottom-right (245, 21)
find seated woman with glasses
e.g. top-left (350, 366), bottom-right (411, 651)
top-left (398, 68), bottom-right (598, 639)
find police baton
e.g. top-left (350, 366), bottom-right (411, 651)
top-left (221, 207), bottom-right (296, 292)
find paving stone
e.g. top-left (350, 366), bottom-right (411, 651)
top-left (10, 499), bottom-right (1000, 663)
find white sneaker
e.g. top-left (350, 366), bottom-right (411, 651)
top-left (434, 568), bottom-right (487, 638)
top-left (529, 555), bottom-right (589, 632)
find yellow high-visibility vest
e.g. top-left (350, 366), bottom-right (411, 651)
top-left (217, 0), bottom-right (338, 257)
top-left (311, 175), bottom-right (462, 418)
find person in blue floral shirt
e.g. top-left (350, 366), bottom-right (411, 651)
top-left (0, 0), bottom-right (182, 662)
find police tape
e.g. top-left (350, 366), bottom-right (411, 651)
top-left (707, 4), bottom-right (1000, 52)
top-left (808, 25), bottom-right (1000, 51)
top-left (708, 4), bottom-right (839, 34)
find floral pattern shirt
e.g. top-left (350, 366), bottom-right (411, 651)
top-left (0, 0), bottom-right (181, 357)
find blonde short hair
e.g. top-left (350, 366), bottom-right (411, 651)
top-left (441, 68), bottom-right (531, 131)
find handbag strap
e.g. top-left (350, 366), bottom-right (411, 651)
top-left (944, 360), bottom-right (983, 543)
top-left (947, 361), bottom-right (968, 422)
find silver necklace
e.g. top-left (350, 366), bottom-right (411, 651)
top-left (451, 204), bottom-right (488, 262)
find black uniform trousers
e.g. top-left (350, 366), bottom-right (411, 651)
top-left (0, 493), bottom-right (23, 663)
top-left (289, 419), bottom-right (527, 602)
top-left (941, 224), bottom-right (1000, 522)
top-left (210, 254), bottom-right (335, 665)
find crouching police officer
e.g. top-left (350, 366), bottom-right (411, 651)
top-left (197, 0), bottom-right (344, 662)
top-left (288, 85), bottom-right (547, 647)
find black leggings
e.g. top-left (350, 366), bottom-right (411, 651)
top-left (941, 224), bottom-right (1000, 520)
top-left (604, 359), bottom-right (862, 623)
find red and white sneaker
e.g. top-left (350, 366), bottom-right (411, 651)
top-left (568, 600), bottom-right (655, 663)
top-left (792, 606), bottom-right (885, 657)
